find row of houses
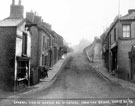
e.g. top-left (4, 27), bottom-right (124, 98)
top-left (85, 9), bottom-right (135, 82)
top-left (0, 0), bottom-right (64, 91)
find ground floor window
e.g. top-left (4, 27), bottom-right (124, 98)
top-left (16, 60), bottom-right (29, 89)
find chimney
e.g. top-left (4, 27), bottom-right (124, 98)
top-left (42, 22), bottom-right (52, 29)
top-left (128, 9), bottom-right (135, 14)
top-left (10, 0), bottom-right (24, 19)
top-left (33, 15), bottom-right (41, 24)
top-left (26, 12), bottom-right (35, 22)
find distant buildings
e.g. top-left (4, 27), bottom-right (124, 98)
top-left (0, 0), bottom-right (64, 91)
top-left (84, 37), bottom-right (102, 62)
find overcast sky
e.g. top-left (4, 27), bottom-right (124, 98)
top-left (0, 0), bottom-right (135, 46)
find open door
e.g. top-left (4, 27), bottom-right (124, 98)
top-left (130, 45), bottom-right (135, 80)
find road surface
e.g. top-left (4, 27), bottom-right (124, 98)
top-left (1, 52), bottom-right (135, 106)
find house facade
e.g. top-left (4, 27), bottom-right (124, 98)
top-left (0, 0), bottom-right (31, 91)
top-left (102, 9), bottom-right (135, 80)
top-left (0, 0), bottom-right (64, 90)
top-left (26, 11), bottom-right (64, 84)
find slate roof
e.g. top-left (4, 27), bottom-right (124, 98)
top-left (0, 19), bottom-right (24, 27)
top-left (121, 12), bottom-right (135, 20)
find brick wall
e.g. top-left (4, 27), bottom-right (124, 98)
top-left (118, 40), bottom-right (134, 79)
top-left (117, 21), bottom-right (135, 79)
top-left (110, 22), bottom-right (119, 45)
top-left (30, 26), bottom-right (39, 68)
top-left (0, 27), bottom-right (16, 91)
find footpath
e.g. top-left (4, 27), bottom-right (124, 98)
top-left (0, 58), bottom-right (65, 100)
top-left (85, 50), bottom-right (135, 92)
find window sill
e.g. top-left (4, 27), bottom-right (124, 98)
top-left (119, 37), bottom-right (132, 40)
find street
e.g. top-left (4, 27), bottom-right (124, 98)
top-left (1, 52), bottom-right (135, 106)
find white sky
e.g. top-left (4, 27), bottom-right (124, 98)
top-left (0, 0), bottom-right (135, 46)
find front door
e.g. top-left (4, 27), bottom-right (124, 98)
top-left (130, 45), bottom-right (135, 80)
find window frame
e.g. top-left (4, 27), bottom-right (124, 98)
top-left (42, 54), bottom-right (45, 66)
top-left (122, 24), bottom-right (131, 38)
top-left (22, 32), bottom-right (27, 55)
top-left (42, 35), bottom-right (45, 49)
top-left (114, 28), bottom-right (116, 41)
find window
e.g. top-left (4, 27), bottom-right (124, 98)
top-left (42, 54), bottom-right (45, 65)
top-left (52, 39), bottom-right (54, 46)
top-left (49, 38), bottom-right (52, 46)
top-left (114, 28), bottom-right (116, 41)
top-left (122, 25), bottom-right (130, 38)
top-left (109, 34), bottom-right (111, 45)
top-left (45, 56), bottom-right (47, 66)
top-left (45, 42), bottom-right (47, 49)
top-left (22, 32), bottom-right (27, 55)
top-left (43, 36), bottom-right (45, 49)
top-left (17, 60), bottom-right (29, 79)
top-left (47, 39), bottom-right (49, 48)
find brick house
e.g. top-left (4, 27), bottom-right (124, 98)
top-left (26, 11), bottom-right (64, 83)
top-left (0, 0), bottom-right (31, 91)
top-left (51, 31), bottom-right (59, 64)
top-left (26, 12), bottom-right (51, 83)
top-left (0, 0), bottom-right (64, 89)
top-left (102, 9), bottom-right (135, 80)
top-left (57, 35), bottom-right (64, 60)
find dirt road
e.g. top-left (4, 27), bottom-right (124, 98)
top-left (1, 52), bottom-right (135, 106)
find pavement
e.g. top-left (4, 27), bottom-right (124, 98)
top-left (85, 49), bottom-right (135, 93)
top-left (22, 58), bottom-right (65, 95)
top-left (0, 58), bottom-right (65, 100)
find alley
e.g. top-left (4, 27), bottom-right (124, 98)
top-left (1, 52), bottom-right (135, 106)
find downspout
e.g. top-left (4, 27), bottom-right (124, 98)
top-left (14, 28), bottom-right (17, 91)
top-left (107, 36), bottom-right (109, 71)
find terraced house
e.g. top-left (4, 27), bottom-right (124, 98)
top-left (102, 9), bottom-right (135, 80)
top-left (26, 12), bottom-right (64, 84)
top-left (0, 0), bottom-right (32, 91)
top-left (0, 0), bottom-right (64, 91)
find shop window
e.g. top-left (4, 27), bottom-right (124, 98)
top-left (17, 61), bottom-right (28, 79)
top-left (17, 60), bottom-right (29, 88)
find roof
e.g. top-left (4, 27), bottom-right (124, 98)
top-left (0, 19), bottom-right (24, 27)
top-left (102, 10), bottom-right (135, 43)
top-left (106, 17), bottom-right (119, 34)
top-left (37, 25), bottom-right (52, 38)
top-left (121, 12), bottom-right (135, 20)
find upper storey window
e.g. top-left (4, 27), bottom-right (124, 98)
top-left (122, 25), bottom-right (131, 38)
top-left (22, 32), bottom-right (27, 55)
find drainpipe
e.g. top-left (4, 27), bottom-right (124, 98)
top-left (108, 35), bottom-right (111, 73)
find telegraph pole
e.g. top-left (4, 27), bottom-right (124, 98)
top-left (118, 0), bottom-right (120, 17)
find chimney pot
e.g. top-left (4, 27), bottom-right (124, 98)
top-left (19, 0), bottom-right (21, 5)
top-left (12, 0), bottom-right (15, 5)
